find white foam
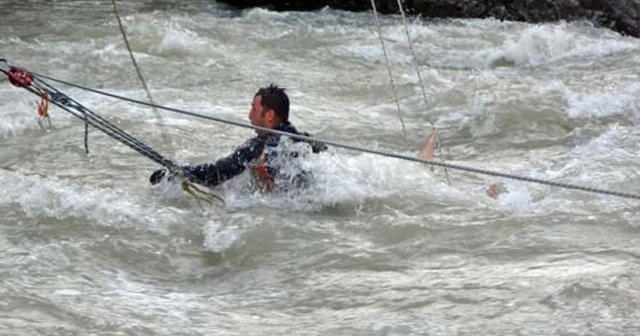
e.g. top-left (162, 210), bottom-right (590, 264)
top-left (0, 169), bottom-right (175, 232)
top-left (53, 289), bottom-right (83, 297)
top-left (103, 271), bottom-right (208, 325)
top-left (89, 42), bottom-right (133, 63)
top-left (156, 24), bottom-right (210, 57)
top-left (243, 7), bottom-right (291, 21)
top-left (483, 23), bottom-right (638, 68)
top-left (209, 146), bottom-right (478, 212)
top-left (330, 42), bottom-right (412, 64)
top-left (203, 219), bottom-right (245, 253)
top-left (564, 83), bottom-right (640, 120)
top-left (494, 184), bottom-right (534, 211)
top-left (569, 126), bottom-right (640, 176)
top-left (0, 98), bottom-right (46, 136)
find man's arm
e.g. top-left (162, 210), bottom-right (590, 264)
top-left (150, 139), bottom-right (265, 187)
top-left (182, 140), bottom-right (264, 188)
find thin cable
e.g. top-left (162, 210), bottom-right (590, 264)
top-left (81, 93), bottom-right (90, 154)
top-left (2, 64), bottom-right (223, 204)
top-left (35, 79), bottom-right (168, 159)
top-left (111, 0), bottom-right (170, 144)
top-left (369, 0), bottom-right (408, 142)
top-left (111, 0), bottom-right (154, 106)
top-left (394, 0), bottom-right (452, 184)
top-left (22, 70), bottom-right (640, 201)
top-left (21, 76), bottom-right (178, 170)
top-left (395, 0), bottom-right (432, 125)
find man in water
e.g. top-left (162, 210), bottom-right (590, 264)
top-left (150, 84), bottom-right (326, 191)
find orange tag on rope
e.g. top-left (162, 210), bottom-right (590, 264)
top-left (36, 92), bottom-right (52, 131)
top-left (37, 92), bottom-right (49, 119)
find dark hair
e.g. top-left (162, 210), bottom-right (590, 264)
top-left (255, 83), bottom-right (289, 122)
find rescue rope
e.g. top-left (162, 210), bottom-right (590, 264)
top-left (7, 64), bottom-right (639, 201)
top-left (369, 0), bottom-right (408, 141)
top-left (370, 0), bottom-right (452, 185)
top-left (1, 61), bottom-right (222, 205)
top-left (111, 0), bottom-right (171, 146)
top-left (111, 0), bottom-right (156, 109)
top-left (394, 0), bottom-right (431, 125)
top-left (32, 76), bottom-right (177, 169)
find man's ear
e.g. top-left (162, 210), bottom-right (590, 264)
top-left (265, 109), bottom-right (277, 122)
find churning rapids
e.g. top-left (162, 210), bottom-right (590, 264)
top-left (1, 1), bottom-right (640, 335)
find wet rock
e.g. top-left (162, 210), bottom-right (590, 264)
top-left (216, 0), bottom-right (640, 37)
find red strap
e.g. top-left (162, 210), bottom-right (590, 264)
top-left (8, 67), bottom-right (33, 87)
top-left (253, 165), bottom-right (273, 192)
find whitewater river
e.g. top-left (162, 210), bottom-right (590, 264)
top-left (1, 1), bottom-right (640, 335)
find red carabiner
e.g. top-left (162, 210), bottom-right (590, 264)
top-left (8, 67), bottom-right (33, 87)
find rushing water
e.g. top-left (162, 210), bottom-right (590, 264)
top-left (1, 1), bottom-right (640, 335)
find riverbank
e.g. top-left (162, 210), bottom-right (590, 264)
top-left (217, 0), bottom-right (640, 37)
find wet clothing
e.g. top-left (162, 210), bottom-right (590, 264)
top-left (180, 122), bottom-right (326, 190)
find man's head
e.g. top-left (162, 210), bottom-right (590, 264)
top-left (249, 84), bottom-right (289, 134)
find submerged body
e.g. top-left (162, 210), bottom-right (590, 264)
top-left (418, 128), bottom-right (504, 199)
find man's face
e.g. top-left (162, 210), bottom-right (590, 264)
top-left (249, 95), bottom-right (274, 134)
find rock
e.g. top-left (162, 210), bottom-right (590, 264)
top-left (216, 0), bottom-right (640, 37)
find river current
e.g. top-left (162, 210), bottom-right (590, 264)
top-left (1, 1), bottom-right (640, 335)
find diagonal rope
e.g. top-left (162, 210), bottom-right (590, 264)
top-left (0, 59), bottom-right (173, 169)
top-left (28, 77), bottom-right (178, 170)
top-left (369, 0), bottom-right (408, 142)
top-left (10, 68), bottom-right (640, 201)
top-left (25, 80), bottom-right (223, 205)
top-left (395, 0), bottom-right (431, 125)
top-left (111, 0), bottom-right (170, 144)
top-left (393, 0), bottom-right (452, 184)
top-left (111, 0), bottom-right (154, 106)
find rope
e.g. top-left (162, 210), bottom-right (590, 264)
top-left (394, 0), bottom-right (432, 126)
top-left (110, 0), bottom-right (170, 145)
top-left (1, 66), bottom-right (224, 205)
top-left (111, 0), bottom-right (155, 107)
top-left (0, 61), bottom-right (172, 168)
top-left (25, 78), bottom-right (178, 170)
top-left (82, 97), bottom-right (90, 154)
top-left (369, 0), bottom-right (408, 142)
top-left (182, 180), bottom-right (225, 207)
top-left (16, 69), bottom-right (640, 201)
top-left (373, 0), bottom-right (451, 184)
